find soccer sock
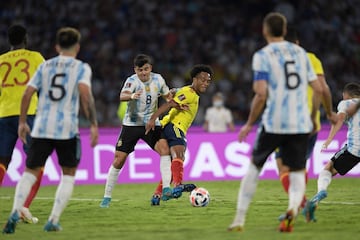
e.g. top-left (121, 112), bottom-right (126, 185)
top-left (317, 170), bottom-right (332, 194)
top-left (24, 168), bottom-right (44, 208)
top-left (12, 172), bottom-right (37, 214)
top-left (154, 181), bottom-right (163, 195)
top-left (279, 172), bottom-right (290, 193)
top-left (171, 158), bottom-right (184, 186)
top-left (160, 155), bottom-right (171, 188)
top-left (232, 163), bottom-right (260, 226)
top-left (103, 165), bottom-right (121, 198)
top-left (49, 175), bottom-right (75, 224)
top-left (0, 163), bottom-right (6, 186)
top-left (288, 171), bottom-right (306, 216)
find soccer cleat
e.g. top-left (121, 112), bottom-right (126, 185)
top-left (20, 207), bottom-right (39, 224)
top-left (44, 221), bottom-right (62, 232)
top-left (2, 211), bottom-right (20, 234)
top-left (161, 187), bottom-right (173, 201)
top-left (151, 194), bottom-right (161, 206)
top-left (302, 190), bottom-right (327, 222)
top-left (278, 210), bottom-right (295, 232)
top-left (172, 186), bottom-right (183, 199)
top-left (227, 223), bottom-right (244, 232)
top-left (99, 197), bottom-right (111, 208)
top-left (180, 183), bottom-right (197, 192)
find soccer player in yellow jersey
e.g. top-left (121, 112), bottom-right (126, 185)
top-left (0, 25), bottom-right (45, 223)
top-left (146, 64), bottom-right (213, 202)
top-left (276, 26), bottom-right (337, 212)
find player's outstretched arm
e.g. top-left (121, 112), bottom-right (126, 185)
top-left (18, 86), bottom-right (37, 144)
top-left (145, 99), bottom-right (179, 134)
top-left (322, 112), bottom-right (346, 150)
top-left (239, 80), bottom-right (267, 142)
top-left (79, 83), bottom-right (98, 147)
top-left (318, 75), bottom-right (337, 124)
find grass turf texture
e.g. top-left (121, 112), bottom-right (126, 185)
top-left (1, 179), bottom-right (359, 240)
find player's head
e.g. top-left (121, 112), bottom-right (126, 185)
top-left (134, 54), bottom-right (153, 82)
top-left (55, 27), bottom-right (81, 55)
top-left (190, 64), bottom-right (213, 94)
top-left (343, 82), bottom-right (360, 99)
top-left (263, 12), bottom-right (287, 40)
top-left (212, 92), bottom-right (224, 107)
top-left (8, 24), bottom-right (27, 47)
top-left (285, 25), bottom-right (300, 45)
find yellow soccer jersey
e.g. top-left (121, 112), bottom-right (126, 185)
top-left (307, 52), bottom-right (324, 132)
top-left (0, 49), bottom-right (44, 117)
top-left (160, 85), bottom-right (199, 134)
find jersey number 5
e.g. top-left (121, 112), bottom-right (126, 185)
top-left (49, 73), bottom-right (66, 101)
top-left (284, 61), bottom-right (301, 90)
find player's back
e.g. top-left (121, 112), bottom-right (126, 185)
top-left (0, 49), bottom-right (44, 117)
top-left (254, 41), bottom-right (316, 134)
top-left (339, 99), bottom-right (360, 157)
top-left (29, 55), bottom-right (92, 139)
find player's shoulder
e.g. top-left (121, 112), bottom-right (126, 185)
top-left (126, 73), bottom-right (139, 82)
top-left (150, 72), bottom-right (165, 81)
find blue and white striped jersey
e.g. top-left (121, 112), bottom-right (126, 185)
top-left (252, 41), bottom-right (317, 134)
top-left (338, 99), bottom-right (360, 157)
top-left (121, 72), bottom-right (170, 126)
top-left (29, 55), bottom-right (92, 139)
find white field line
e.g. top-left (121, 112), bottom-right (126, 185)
top-left (0, 196), bottom-right (359, 205)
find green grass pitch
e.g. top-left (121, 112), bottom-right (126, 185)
top-left (1, 179), bottom-right (359, 240)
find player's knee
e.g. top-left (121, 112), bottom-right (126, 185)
top-left (0, 157), bottom-right (11, 168)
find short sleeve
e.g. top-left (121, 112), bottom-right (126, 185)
top-left (159, 74), bottom-right (170, 95)
top-left (28, 64), bottom-right (44, 90)
top-left (78, 63), bottom-right (92, 87)
top-left (337, 100), bottom-right (348, 114)
top-left (121, 76), bottom-right (137, 93)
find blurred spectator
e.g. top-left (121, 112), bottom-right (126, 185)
top-left (203, 92), bottom-right (235, 132)
top-left (0, 0), bottom-right (359, 126)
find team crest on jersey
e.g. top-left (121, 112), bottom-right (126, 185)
top-left (125, 82), bottom-right (132, 88)
top-left (145, 85), bottom-right (150, 92)
top-left (117, 139), bottom-right (123, 147)
top-left (177, 94), bottom-right (186, 101)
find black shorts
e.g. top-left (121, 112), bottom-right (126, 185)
top-left (253, 127), bottom-right (309, 170)
top-left (115, 125), bottom-right (163, 153)
top-left (331, 145), bottom-right (360, 175)
top-left (26, 135), bottom-right (81, 169)
top-left (275, 133), bottom-right (318, 160)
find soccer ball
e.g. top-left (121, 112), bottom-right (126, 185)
top-left (189, 187), bottom-right (210, 207)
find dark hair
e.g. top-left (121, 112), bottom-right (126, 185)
top-left (285, 25), bottom-right (299, 43)
top-left (264, 12), bottom-right (287, 37)
top-left (56, 27), bottom-right (81, 49)
top-left (190, 64), bottom-right (213, 79)
top-left (134, 54), bottom-right (153, 67)
top-left (343, 82), bottom-right (360, 97)
top-left (8, 24), bottom-right (27, 46)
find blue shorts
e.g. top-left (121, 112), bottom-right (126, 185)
top-left (163, 123), bottom-right (187, 148)
top-left (0, 115), bottom-right (35, 157)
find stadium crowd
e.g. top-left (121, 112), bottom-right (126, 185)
top-left (1, 0), bottom-right (359, 126)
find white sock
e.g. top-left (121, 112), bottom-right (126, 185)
top-left (317, 170), bottom-right (332, 192)
top-left (12, 172), bottom-right (37, 214)
top-left (160, 155), bottom-right (171, 188)
top-left (48, 175), bottom-right (75, 224)
top-left (103, 165), bottom-right (120, 198)
top-left (232, 163), bottom-right (260, 226)
top-left (288, 171), bottom-right (306, 216)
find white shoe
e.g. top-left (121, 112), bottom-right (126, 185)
top-left (20, 207), bottom-right (39, 224)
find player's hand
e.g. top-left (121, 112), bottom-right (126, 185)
top-left (18, 122), bottom-right (31, 144)
top-left (90, 125), bottom-right (99, 147)
top-left (145, 120), bottom-right (155, 135)
top-left (326, 112), bottom-right (338, 125)
top-left (321, 139), bottom-right (331, 151)
top-left (130, 89), bottom-right (143, 100)
top-left (238, 123), bottom-right (252, 142)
